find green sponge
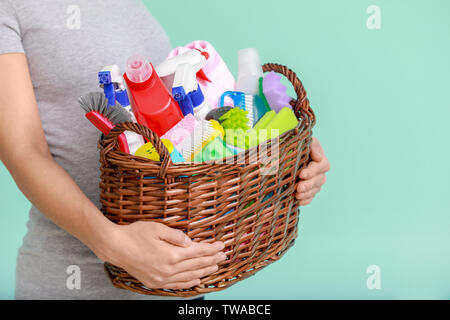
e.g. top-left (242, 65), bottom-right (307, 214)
top-left (263, 107), bottom-right (299, 138)
top-left (224, 128), bottom-right (259, 150)
top-left (254, 110), bottom-right (276, 131)
top-left (193, 137), bottom-right (234, 162)
top-left (252, 107), bottom-right (299, 144)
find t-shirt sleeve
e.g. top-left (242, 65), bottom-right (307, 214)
top-left (0, 0), bottom-right (24, 55)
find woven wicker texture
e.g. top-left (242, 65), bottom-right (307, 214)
top-left (98, 63), bottom-right (315, 297)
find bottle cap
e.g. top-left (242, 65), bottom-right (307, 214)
top-left (126, 55), bottom-right (153, 83)
top-left (190, 85), bottom-right (205, 107)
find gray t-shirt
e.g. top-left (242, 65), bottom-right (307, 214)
top-left (0, 0), bottom-right (190, 299)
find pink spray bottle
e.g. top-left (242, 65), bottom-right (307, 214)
top-left (124, 55), bottom-right (183, 137)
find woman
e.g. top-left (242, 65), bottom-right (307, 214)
top-left (0, 0), bottom-right (330, 299)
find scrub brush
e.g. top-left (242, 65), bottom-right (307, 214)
top-left (180, 120), bottom-right (224, 161)
top-left (78, 92), bottom-right (143, 154)
top-left (219, 91), bottom-right (254, 127)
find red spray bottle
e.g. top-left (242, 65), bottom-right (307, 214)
top-left (123, 55), bottom-right (183, 137)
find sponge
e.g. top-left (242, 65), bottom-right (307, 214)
top-left (193, 137), bottom-right (234, 162)
top-left (205, 106), bottom-right (233, 122)
top-left (258, 107), bottom-right (299, 140)
top-left (161, 113), bottom-right (198, 152)
top-left (264, 107), bottom-right (299, 136)
top-left (254, 110), bottom-right (276, 131)
top-left (224, 128), bottom-right (259, 150)
top-left (246, 107), bottom-right (299, 147)
top-left (134, 139), bottom-right (184, 163)
top-left (262, 71), bottom-right (292, 112)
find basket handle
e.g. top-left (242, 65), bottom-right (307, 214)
top-left (262, 63), bottom-right (315, 125)
top-left (102, 122), bottom-right (172, 179)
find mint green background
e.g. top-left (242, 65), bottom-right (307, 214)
top-left (1, 0), bottom-right (449, 299)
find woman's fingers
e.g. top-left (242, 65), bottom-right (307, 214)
top-left (170, 241), bottom-right (225, 264)
top-left (296, 187), bottom-right (321, 200)
top-left (297, 173), bottom-right (326, 194)
top-left (163, 279), bottom-right (201, 290)
top-left (309, 137), bottom-right (325, 162)
top-left (157, 223), bottom-right (192, 248)
top-left (295, 138), bottom-right (330, 206)
top-left (173, 252), bottom-right (226, 274)
top-left (299, 197), bottom-right (314, 206)
top-left (162, 255), bottom-right (225, 288)
top-left (300, 156), bottom-right (330, 180)
top-left (166, 264), bottom-right (219, 284)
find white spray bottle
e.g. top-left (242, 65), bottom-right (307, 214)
top-left (172, 63), bottom-right (212, 120)
top-left (155, 49), bottom-right (210, 91)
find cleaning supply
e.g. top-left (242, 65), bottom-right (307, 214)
top-left (258, 77), bottom-right (272, 110)
top-left (259, 107), bottom-right (299, 139)
top-left (225, 107), bottom-right (299, 150)
top-left (252, 94), bottom-right (271, 125)
top-left (205, 108), bottom-right (247, 155)
top-left (156, 48), bottom-right (210, 89)
top-left (219, 107), bottom-right (251, 132)
top-left (192, 136), bottom-right (233, 162)
top-left (236, 48), bottom-right (264, 95)
top-left (134, 139), bottom-right (184, 163)
top-left (219, 91), bottom-right (246, 109)
top-left (156, 48), bottom-right (210, 80)
top-left (251, 107), bottom-right (299, 146)
top-left (224, 128), bottom-right (258, 150)
top-left (192, 87), bottom-right (212, 120)
top-left (225, 143), bottom-right (245, 155)
top-left (98, 65), bottom-right (145, 153)
top-left (254, 110), bottom-right (276, 131)
top-left (161, 139), bottom-right (185, 163)
top-left (161, 113), bottom-right (199, 157)
top-left (219, 91), bottom-right (254, 127)
top-left (219, 107), bottom-right (258, 154)
top-left (123, 55), bottom-right (183, 137)
top-left (205, 106), bottom-right (232, 122)
top-left (218, 107), bottom-right (259, 151)
top-left (98, 65), bottom-right (139, 121)
top-left (98, 65), bottom-right (130, 108)
top-left (262, 71), bottom-right (292, 112)
top-left (171, 63), bottom-right (212, 119)
top-left (161, 115), bottom-right (220, 161)
top-left (171, 63), bottom-right (197, 116)
top-left (78, 92), bottom-right (145, 154)
top-left (176, 119), bottom-right (224, 161)
top-left (166, 40), bottom-right (235, 108)
top-left (98, 66), bottom-right (119, 107)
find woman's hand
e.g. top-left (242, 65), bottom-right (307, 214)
top-left (103, 221), bottom-right (226, 290)
top-left (296, 137), bottom-right (330, 206)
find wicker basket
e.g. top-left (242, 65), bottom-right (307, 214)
top-left (98, 63), bottom-right (315, 297)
